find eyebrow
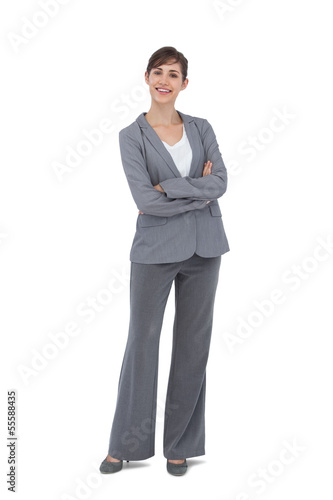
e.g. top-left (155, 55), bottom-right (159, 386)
top-left (155, 67), bottom-right (180, 73)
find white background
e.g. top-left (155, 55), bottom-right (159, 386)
top-left (1, 0), bottom-right (332, 499)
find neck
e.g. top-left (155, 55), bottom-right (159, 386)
top-left (145, 102), bottom-right (181, 127)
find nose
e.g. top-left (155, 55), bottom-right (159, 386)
top-left (158, 75), bottom-right (169, 86)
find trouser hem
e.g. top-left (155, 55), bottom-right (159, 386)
top-left (108, 451), bottom-right (155, 461)
top-left (164, 448), bottom-right (205, 460)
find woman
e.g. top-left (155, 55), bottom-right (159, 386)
top-left (100, 46), bottom-right (230, 476)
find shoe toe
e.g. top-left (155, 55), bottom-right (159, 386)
top-left (99, 458), bottom-right (123, 474)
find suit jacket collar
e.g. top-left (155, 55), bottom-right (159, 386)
top-left (136, 110), bottom-right (200, 178)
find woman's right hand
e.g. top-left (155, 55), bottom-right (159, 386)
top-left (203, 161), bottom-right (212, 204)
top-left (202, 161), bottom-right (212, 176)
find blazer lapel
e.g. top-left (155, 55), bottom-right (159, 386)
top-left (178, 110), bottom-right (201, 178)
top-left (136, 110), bottom-right (201, 179)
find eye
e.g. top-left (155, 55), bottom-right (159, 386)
top-left (153, 70), bottom-right (178, 77)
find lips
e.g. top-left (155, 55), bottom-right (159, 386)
top-left (156, 88), bottom-right (172, 94)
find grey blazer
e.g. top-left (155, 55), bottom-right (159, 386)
top-left (119, 109), bottom-right (230, 264)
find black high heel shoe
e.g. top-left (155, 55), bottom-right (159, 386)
top-left (99, 458), bottom-right (129, 474)
top-left (166, 459), bottom-right (188, 476)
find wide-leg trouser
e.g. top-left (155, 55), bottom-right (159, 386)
top-left (107, 252), bottom-right (221, 461)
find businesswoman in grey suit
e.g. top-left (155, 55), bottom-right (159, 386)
top-left (100, 46), bottom-right (230, 476)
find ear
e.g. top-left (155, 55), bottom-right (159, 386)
top-left (181, 78), bottom-right (189, 91)
top-left (144, 71), bottom-right (149, 85)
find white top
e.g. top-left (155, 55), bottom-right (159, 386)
top-left (162, 124), bottom-right (192, 177)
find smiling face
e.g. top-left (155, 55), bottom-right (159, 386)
top-left (145, 60), bottom-right (188, 104)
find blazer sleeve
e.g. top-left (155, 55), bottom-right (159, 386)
top-left (119, 129), bottom-right (210, 217)
top-left (159, 119), bottom-right (227, 200)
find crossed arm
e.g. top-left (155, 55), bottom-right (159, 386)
top-left (153, 161), bottom-right (212, 193)
top-left (140, 161), bottom-right (213, 214)
top-left (119, 119), bottom-right (227, 217)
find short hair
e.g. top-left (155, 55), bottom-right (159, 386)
top-left (146, 46), bottom-right (188, 83)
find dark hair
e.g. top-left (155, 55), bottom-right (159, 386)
top-left (146, 46), bottom-right (188, 83)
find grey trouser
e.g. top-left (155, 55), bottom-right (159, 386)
top-left (108, 252), bottom-right (221, 460)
